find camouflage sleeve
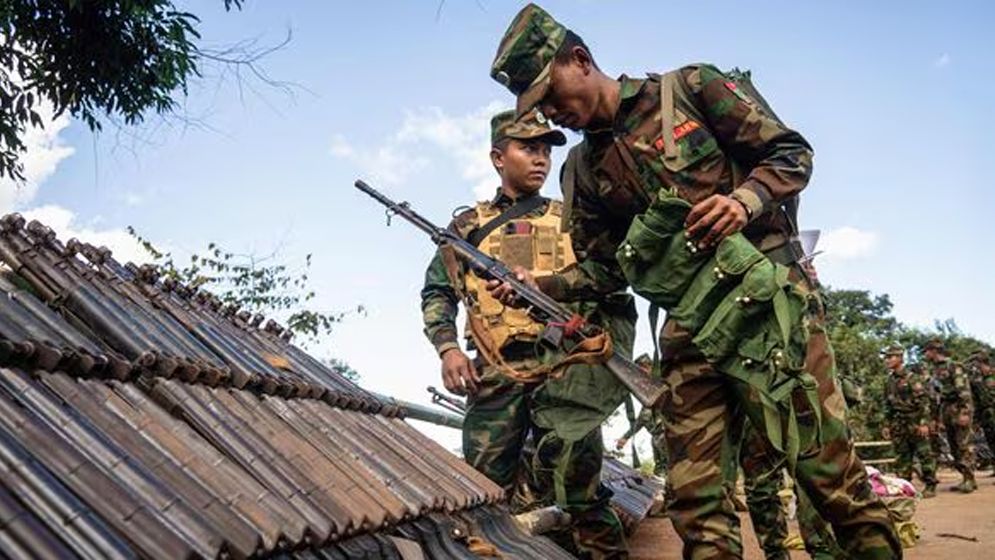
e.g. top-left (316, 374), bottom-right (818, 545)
top-left (953, 364), bottom-right (974, 415)
top-left (534, 150), bottom-right (630, 301)
top-left (682, 64), bottom-right (814, 221)
top-left (913, 376), bottom-right (932, 426)
top-left (420, 249), bottom-right (462, 356)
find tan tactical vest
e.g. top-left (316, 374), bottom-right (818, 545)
top-left (463, 199), bottom-right (576, 352)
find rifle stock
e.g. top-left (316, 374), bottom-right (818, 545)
top-left (355, 179), bottom-right (666, 407)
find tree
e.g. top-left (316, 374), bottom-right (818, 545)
top-left (822, 286), bottom-right (994, 440)
top-left (822, 287), bottom-right (898, 439)
top-left (129, 227), bottom-right (363, 362)
top-left (0, 0), bottom-right (246, 182)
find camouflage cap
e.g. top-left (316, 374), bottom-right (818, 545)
top-left (490, 109), bottom-right (566, 146)
top-left (490, 3), bottom-right (567, 116)
top-left (882, 343), bottom-right (904, 357)
top-left (924, 337), bottom-right (945, 352)
top-left (967, 348), bottom-right (990, 363)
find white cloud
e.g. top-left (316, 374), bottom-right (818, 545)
top-left (934, 53), bottom-right (951, 68)
top-left (0, 104), bottom-right (75, 214)
top-left (0, 101), bottom-right (149, 267)
top-left (330, 101), bottom-right (508, 199)
top-left (819, 226), bottom-right (879, 260)
top-left (328, 132), bottom-right (429, 186)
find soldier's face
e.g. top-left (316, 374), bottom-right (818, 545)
top-left (885, 354), bottom-right (903, 370)
top-left (539, 55), bottom-right (600, 131)
top-left (492, 139), bottom-right (551, 194)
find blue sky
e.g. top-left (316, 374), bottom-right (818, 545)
top-left (3, 1), bottom-right (993, 451)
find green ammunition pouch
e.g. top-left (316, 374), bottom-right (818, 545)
top-left (616, 188), bottom-right (819, 466)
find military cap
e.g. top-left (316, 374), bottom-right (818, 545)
top-left (490, 3), bottom-right (568, 116)
top-left (967, 348), bottom-right (990, 363)
top-left (490, 109), bottom-right (566, 147)
top-left (924, 337), bottom-right (945, 352)
top-left (882, 343), bottom-right (904, 357)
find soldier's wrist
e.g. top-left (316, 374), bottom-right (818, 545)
top-left (437, 342), bottom-right (461, 358)
top-left (730, 187), bottom-right (763, 222)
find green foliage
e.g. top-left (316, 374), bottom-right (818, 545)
top-left (128, 226), bottom-right (364, 350)
top-left (822, 286), bottom-right (993, 440)
top-left (0, 0), bottom-right (242, 181)
top-left (325, 357), bottom-right (359, 382)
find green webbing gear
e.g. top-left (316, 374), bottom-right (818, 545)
top-left (616, 188), bottom-right (820, 469)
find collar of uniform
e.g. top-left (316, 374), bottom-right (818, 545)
top-left (586, 74), bottom-right (646, 136)
top-left (491, 187), bottom-right (541, 208)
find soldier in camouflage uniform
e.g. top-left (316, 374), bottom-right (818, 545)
top-left (486, 5), bottom-right (900, 558)
top-left (923, 338), bottom-right (977, 493)
top-left (881, 344), bottom-right (938, 497)
top-left (420, 109), bottom-right (637, 559)
top-left (966, 349), bottom-right (995, 477)
top-left (615, 355), bottom-right (669, 479)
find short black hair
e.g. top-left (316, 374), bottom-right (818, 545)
top-left (554, 30), bottom-right (597, 69)
top-left (491, 137), bottom-right (511, 152)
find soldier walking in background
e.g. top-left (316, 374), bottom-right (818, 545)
top-left (420, 109), bottom-right (637, 558)
top-left (881, 344), bottom-right (938, 497)
top-left (923, 338), bottom-right (977, 493)
top-left (966, 348), bottom-right (995, 478)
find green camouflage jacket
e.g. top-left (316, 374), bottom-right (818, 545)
top-left (536, 64), bottom-right (814, 302)
top-left (927, 357), bottom-right (973, 415)
top-left (883, 367), bottom-right (931, 427)
top-left (419, 189), bottom-right (551, 356)
top-left (968, 362), bottom-right (995, 412)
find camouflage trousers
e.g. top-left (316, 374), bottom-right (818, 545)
top-left (462, 362), bottom-right (627, 559)
top-left (890, 422), bottom-right (938, 487)
top-left (658, 317), bottom-right (901, 560)
top-left (975, 407), bottom-right (995, 468)
top-left (741, 422), bottom-right (843, 560)
top-left (941, 402), bottom-right (976, 479)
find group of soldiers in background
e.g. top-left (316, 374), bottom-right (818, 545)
top-left (883, 339), bottom-right (995, 496)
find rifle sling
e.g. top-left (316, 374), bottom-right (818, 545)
top-left (466, 195), bottom-right (549, 247)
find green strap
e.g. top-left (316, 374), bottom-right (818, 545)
top-left (553, 439), bottom-right (574, 507)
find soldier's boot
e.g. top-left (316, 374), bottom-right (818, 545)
top-left (922, 485), bottom-right (936, 499)
top-left (954, 474), bottom-right (977, 494)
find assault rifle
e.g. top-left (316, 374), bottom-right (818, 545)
top-left (355, 179), bottom-right (666, 407)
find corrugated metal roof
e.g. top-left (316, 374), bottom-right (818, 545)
top-left (0, 214), bottom-right (574, 559)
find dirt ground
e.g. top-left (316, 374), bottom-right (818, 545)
top-left (630, 469), bottom-right (995, 559)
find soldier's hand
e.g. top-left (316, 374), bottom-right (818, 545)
top-left (486, 266), bottom-right (538, 307)
top-left (615, 438), bottom-right (628, 451)
top-left (917, 424), bottom-right (930, 438)
top-left (881, 427), bottom-right (891, 440)
top-left (684, 194), bottom-right (749, 249)
top-left (441, 348), bottom-right (480, 396)
top-left (958, 413), bottom-right (971, 427)
top-left (685, 194), bottom-right (749, 249)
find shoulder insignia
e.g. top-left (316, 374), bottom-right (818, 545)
top-left (724, 80), bottom-right (751, 103)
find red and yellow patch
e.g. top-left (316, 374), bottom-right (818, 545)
top-left (654, 121), bottom-right (701, 150)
